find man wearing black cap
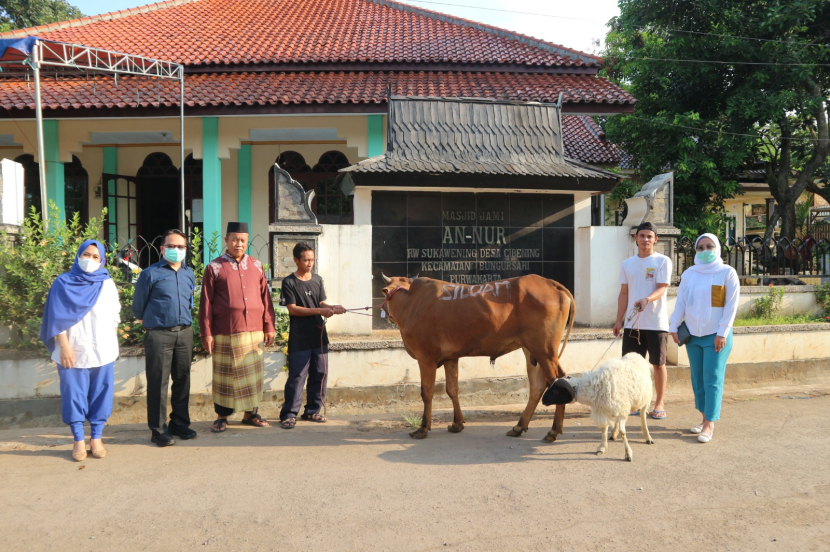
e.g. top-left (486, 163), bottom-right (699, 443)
top-left (198, 222), bottom-right (276, 433)
top-left (613, 221), bottom-right (672, 419)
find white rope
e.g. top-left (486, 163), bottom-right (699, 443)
top-left (588, 307), bottom-right (642, 372)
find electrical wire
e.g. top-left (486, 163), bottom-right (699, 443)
top-left (626, 115), bottom-right (829, 142)
top-left (622, 56), bottom-right (830, 67)
top-left (400, 0), bottom-right (829, 49)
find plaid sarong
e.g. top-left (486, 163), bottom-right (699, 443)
top-left (212, 331), bottom-right (265, 412)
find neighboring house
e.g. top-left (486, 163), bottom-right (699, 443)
top-left (723, 168), bottom-right (829, 241)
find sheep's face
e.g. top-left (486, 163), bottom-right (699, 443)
top-left (541, 378), bottom-right (576, 406)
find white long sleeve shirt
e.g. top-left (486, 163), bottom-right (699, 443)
top-left (52, 278), bottom-right (122, 368)
top-left (669, 266), bottom-right (740, 338)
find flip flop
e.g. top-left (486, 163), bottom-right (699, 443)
top-left (211, 418), bottom-right (228, 433)
top-left (650, 410), bottom-right (667, 419)
top-left (241, 414), bottom-right (270, 428)
top-left (630, 410), bottom-right (640, 416)
top-left (301, 413), bottom-right (327, 423)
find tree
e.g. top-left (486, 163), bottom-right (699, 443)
top-left (603, 0), bottom-right (830, 240)
top-left (0, 0), bottom-right (82, 32)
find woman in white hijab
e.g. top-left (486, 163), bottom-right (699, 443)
top-left (669, 233), bottom-right (740, 443)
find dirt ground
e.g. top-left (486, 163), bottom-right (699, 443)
top-left (1, 384), bottom-right (828, 552)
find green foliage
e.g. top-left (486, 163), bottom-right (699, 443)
top-left (750, 285), bottom-right (785, 319)
top-left (0, 0), bottom-right (83, 31)
top-left (815, 282), bottom-right (830, 317)
top-left (0, 217), bottom-right (292, 361)
top-left (603, 0), bottom-right (830, 239)
top-left (734, 313), bottom-right (822, 326)
top-left (0, 203), bottom-right (102, 349)
top-left (402, 412), bottom-right (423, 429)
top-left (190, 228), bottom-right (221, 357)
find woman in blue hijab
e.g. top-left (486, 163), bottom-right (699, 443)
top-left (40, 240), bottom-right (121, 461)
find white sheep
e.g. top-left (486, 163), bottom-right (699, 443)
top-left (546, 352), bottom-right (655, 461)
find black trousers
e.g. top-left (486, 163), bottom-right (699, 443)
top-left (144, 327), bottom-right (193, 432)
top-left (280, 347), bottom-right (327, 421)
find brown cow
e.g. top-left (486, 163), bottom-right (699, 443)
top-left (380, 274), bottom-right (575, 440)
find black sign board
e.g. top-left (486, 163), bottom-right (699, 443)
top-left (372, 191), bottom-right (575, 328)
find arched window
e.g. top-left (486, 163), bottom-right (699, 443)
top-left (14, 154), bottom-right (88, 224)
top-left (312, 151), bottom-right (350, 172)
top-left (137, 152), bottom-right (178, 178)
top-left (64, 156), bottom-right (89, 225)
top-left (277, 151), bottom-right (311, 173)
top-left (136, 152), bottom-right (180, 255)
top-left (183, 154), bottom-right (203, 237)
top-left (310, 151), bottom-right (352, 224)
top-left (14, 154), bottom-right (40, 217)
top-left (268, 151), bottom-right (353, 224)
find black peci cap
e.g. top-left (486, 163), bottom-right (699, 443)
top-left (226, 222), bottom-right (249, 234)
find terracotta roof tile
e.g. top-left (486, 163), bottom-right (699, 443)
top-left (1, 0), bottom-right (600, 67)
top-left (562, 115), bottom-right (621, 165)
top-left (0, 71), bottom-right (634, 111)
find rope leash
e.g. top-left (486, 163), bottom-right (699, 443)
top-left (588, 307), bottom-right (643, 372)
top-left (315, 288), bottom-right (402, 415)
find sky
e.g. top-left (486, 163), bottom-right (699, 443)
top-left (69, 0), bottom-right (622, 55)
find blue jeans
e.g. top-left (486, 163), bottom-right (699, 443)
top-left (685, 332), bottom-right (732, 422)
top-left (57, 362), bottom-right (114, 441)
top-left (280, 347), bottom-right (327, 420)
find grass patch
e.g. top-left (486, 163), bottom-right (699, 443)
top-left (402, 413), bottom-right (422, 429)
top-left (734, 314), bottom-right (826, 327)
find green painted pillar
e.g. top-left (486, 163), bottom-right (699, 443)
top-left (103, 147), bottom-right (118, 244)
top-left (202, 117), bottom-right (222, 264)
top-left (43, 120), bottom-right (64, 222)
top-left (237, 143), bottom-right (252, 232)
top-left (367, 114), bottom-right (384, 157)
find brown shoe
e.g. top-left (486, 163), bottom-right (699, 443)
top-left (90, 447), bottom-right (107, 459)
top-left (72, 450), bottom-right (87, 462)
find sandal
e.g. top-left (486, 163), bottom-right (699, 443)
top-left (301, 413), bottom-right (327, 423)
top-left (650, 410), bottom-right (667, 419)
top-left (241, 414), bottom-right (270, 428)
top-left (211, 418), bottom-right (228, 433)
top-left (280, 417), bottom-right (296, 429)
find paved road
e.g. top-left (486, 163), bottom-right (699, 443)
top-left (1, 385), bottom-right (828, 551)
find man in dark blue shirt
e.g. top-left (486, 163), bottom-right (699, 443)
top-left (132, 229), bottom-right (196, 446)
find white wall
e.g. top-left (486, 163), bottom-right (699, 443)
top-left (0, 158), bottom-right (24, 225)
top-left (3, 326), bottom-right (828, 400)
top-left (575, 226), bottom-right (633, 326)
top-left (317, 223), bottom-right (373, 334)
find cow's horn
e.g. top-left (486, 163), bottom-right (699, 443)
top-left (381, 272), bottom-right (392, 284)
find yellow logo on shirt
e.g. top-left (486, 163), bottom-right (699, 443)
top-left (645, 267), bottom-right (655, 280)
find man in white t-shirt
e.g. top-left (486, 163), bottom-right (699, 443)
top-left (613, 221), bottom-right (672, 419)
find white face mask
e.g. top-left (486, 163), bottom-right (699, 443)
top-left (78, 258), bottom-right (101, 273)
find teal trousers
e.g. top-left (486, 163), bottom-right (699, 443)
top-left (685, 331), bottom-right (733, 422)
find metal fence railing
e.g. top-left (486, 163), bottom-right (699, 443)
top-left (109, 233), bottom-right (272, 282)
top-left (676, 235), bottom-right (830, 282)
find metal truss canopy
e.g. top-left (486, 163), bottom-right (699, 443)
top-left (37, 41), bottom-right (181, 79)
top-left (0, 36), bottom-right (182, 78)
top-left (0, 36), bottom-right (185, 229)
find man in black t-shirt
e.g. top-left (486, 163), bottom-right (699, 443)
top-left (277, 242), bottom-right (346, 429)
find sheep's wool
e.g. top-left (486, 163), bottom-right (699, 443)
top-left (574, 353), bottom-right (654, 428)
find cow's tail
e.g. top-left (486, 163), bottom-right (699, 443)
top-left (558, 287), bottom-right (576, 360)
